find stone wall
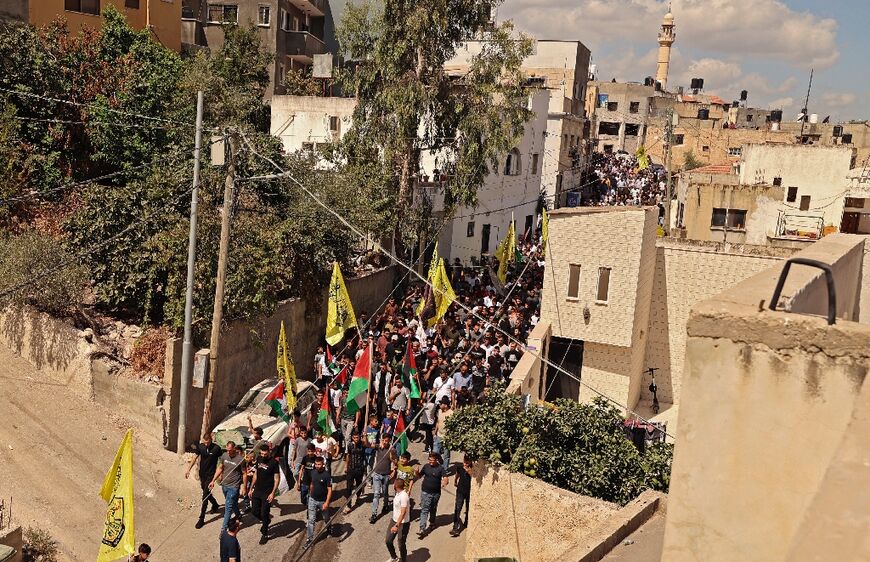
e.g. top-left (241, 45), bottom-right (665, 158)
top-left (166, 266), bottom-right (397, 450)
top-left (643, 239), bottom-right (793, 405)
top-left (0, 526), bottom-right (22, 562)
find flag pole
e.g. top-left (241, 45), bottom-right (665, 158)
top-left (363, 338), bottom-right (372, 433)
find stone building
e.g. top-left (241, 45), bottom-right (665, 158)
top-left (270, 94), bottom-right (355, 154)
top-left (588, 82), bottom-right (662, 155)
top-left (3, 0), bottom-right (181, 51)
top-left (181, 0), bottom-right (338, 96)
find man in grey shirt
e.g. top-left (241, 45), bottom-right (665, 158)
top-left (389, 379), bottom-right (410, 417)
top-left (209, 441), bottom-right (248, 529)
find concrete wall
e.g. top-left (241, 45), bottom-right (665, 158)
top-left (0, 0), bottom-right (27, 22)
top-left (0, 526), bottom-right (22, 562)
top-left (663, 234), bottom-right (870, 562)
top-left (643, 239), bottom-right (793, 405)
top-left (166, 266), bottom-right (397, 450)
top-left (507, 320), bottom-right (550, 399)
top-left (646, 124), bottom-right (794, 170)
top-left (681, 180), bottom-right (785, 244)
top-left (271, 94), bottom-right (356, 154)
top-left (465, 463), bottom-right (619, 562)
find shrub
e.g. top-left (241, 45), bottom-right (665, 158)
top-left (23, 526), bottom-right (59, 562)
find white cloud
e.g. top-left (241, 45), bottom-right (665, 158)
top-left (500, 0), bottom-right (840, 69)
top-left (678, 58), bottom-right (742, 92)
top-left (821, 92), bottom-right (857, 108)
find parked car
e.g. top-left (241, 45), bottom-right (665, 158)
top-left (212, 378), bottom-right (317, 451)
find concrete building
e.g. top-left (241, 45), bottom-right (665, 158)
top-left (181, 0), bottom-right (337, 96)
top-left (675, 144), bottom-right (855, 244)
top-left (655, 8), bottom-right (675, 89)
top-left (3, 0), bottom-right (181, 51)
top-left (664, 233), bottom-right (870, 562)
top-left (270, 94), bottom-right (355, 154)
top-left (778, 119), bottom-right (870, 165)
top-left (589, 82), bottom-right (661, 155)
top-left (447, 40), bottom-right (592, 207)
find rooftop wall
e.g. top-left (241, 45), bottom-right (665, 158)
top-left (663, 234), bottom-right (870, 562)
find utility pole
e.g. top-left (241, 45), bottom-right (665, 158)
top-left (200, 132), bottom-right (237, 438)
top-left (663, 108), bottom-right (674, 236)
top-left (177, 91), bottom-right (204, 454)
top-left (799, 68), bottom-right (814, 139)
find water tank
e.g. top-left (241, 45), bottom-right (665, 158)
top-left (644, 76), bottom-right (654, 87)
top-left (833, 125), bottom-right (843, 137)
top-left (740, 90), bottom-right (748, 101)
top-left (771, 122), bottom-right (780, 131)
top-left (809, 113), bottom-right (819, 124)
top-left (770, 110), bottom-right (783, 123)
top-left (732, 100), bottom-right (739, 108)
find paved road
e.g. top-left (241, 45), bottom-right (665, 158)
top-left (0, 343), bottom-right (466, 562)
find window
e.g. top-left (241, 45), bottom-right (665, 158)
top-left (596, 268), bottom-right (611, 302)
top-left (702, 145), bottom-right (710, 152)
top-left (182, 0), bottom-right (196, 18)
top-left (672, 134), bottom-right (684, 145)
top-left (569, 135), bottom-right (575, 146)
top-left (467, 222), bottom-right (475, 237)
top-left (329, 116), bottom-right (339, 133)
top-left (65, 0), bottom-right (99, 14)
top-left (800, 195), bottom-right (811, 211)
top-left (786, 186), bottom-right (798, 202)
top-left (567, 265), bottom-right (581, 299)
top-left (728, 147), bottom-right (742, 156)
top-left (603, 144), bottom-right (613, 154)
top-left (711, 208), bottom-right (747, 230)
top-left (281, 9), bottom-right (290, 30)
top-left (292, 16), bottom-right (300, 31)
top-left (504, 148), bottom-right (521, 176)
top-left (208, 4), bottom-right (238, 23)
top-left (842, 134), bottom-right (853, 144)
top-left (845, 198), bottom-right (865, 209)
top-left (125, 0), bottom-right (140, 8)
top-left (624, 124), bottom-right (640, 136)
top-left (531, 153), bottom-right (539, 174)
top-left (607, 101), bottom-right (618, 112)
top-left (773, 176), bottom-right (783, 187)
top-left (746, 114), bottom-right (754, 122)
top-left (629, 101), bottom-right (640, 114)
top-left (258, 5), bottom-right (270, 26)
top-left (598, 122), bottom-right (620, 136)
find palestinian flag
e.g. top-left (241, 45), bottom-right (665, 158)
top-left (265, 381), bottom-right (289, 421)
top-left (402, 340), bottom-right (421, 399)
top-left (334, 364), bottom-right (349, 387)
top-left (394, 414), bottom-right (409, 456)
top-left (317, 388), bottom-right (336, 436)
top-left (345, 343), bottom-right (371, 416)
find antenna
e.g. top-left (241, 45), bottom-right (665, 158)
top-left (800, 68), bottom-right (814, 137)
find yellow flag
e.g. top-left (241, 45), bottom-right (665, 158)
top-left (326, 262), bottom-right (357, 346)
top-left (277, 321), bottom-right (296, 415)
top-left (636, 146), bottom-right (649, 170)
top-left (98, 429), bottom-right (135, 562)
top-left (495, 216), bottom-right (516, 284)
top-left (432, 258), bottom-right (456, 325)
top-left (415, 243), bottom-right (439, 318)
top-left (541, 208), bottom-right (549, 255)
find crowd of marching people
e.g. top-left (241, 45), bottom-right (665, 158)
top-left (187, 238), bottom-right (546, 562)
top-left (584, 152), bottom-right (667, 208)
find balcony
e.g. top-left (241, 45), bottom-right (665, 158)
top-left (282, 30), bottom-right (326, 63)
top-left (289, 0), bottom-right (326, 17)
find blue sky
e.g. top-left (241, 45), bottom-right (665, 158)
top-left (497, 0), bottom-right (868, 121)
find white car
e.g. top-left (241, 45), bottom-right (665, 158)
top-left (212, 378), bottom-right (318, 451)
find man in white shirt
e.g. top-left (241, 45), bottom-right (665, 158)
top-left (432, 371), bottom-right (454, 405)
top-left (386, 479), bottom-right (411, 562)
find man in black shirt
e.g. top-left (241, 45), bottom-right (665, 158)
top-left (415, 452), bottom-right (448, 537)
top-left (343, 431), bottom-right (367, 513)
top-left (450, 458), bottom-right (473, 536)
top-left (219, 518), bottom-right (241, 562)
top-left (295, 444), bottom-right (318, 506)
top-left (504, 342), bottom-right (523, 376)
top-left (185, 433), bottom-right (222, 529)
top-left (249, 447), bottom-right (280, 541)
top-left (304, 457), bottom-right (333, 549)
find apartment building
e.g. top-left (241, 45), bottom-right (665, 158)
top-left (181, 0), bottom-right (336, 96)
top-left (3, 0), bottom-right (181, 51)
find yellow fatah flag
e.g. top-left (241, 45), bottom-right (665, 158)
top-left (326, 262), bottom-right (357, 346)
top-left (97, 429), bottom-right (135, 562)
top-left (415, 243), bottom-right (439, 317)
top-left (432, 258), bottom-right (456, 325)
top-left (541, 208), bottom-right (549, 256)
top-left (277, 321), bottom-right (297, 413)
top-left (495, 216), bottom-right (516, 284)
top-left (636, 146), bottom-right (649, 170)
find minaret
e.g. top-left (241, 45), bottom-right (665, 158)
top-left (656, 6), bottom-right (676, 89)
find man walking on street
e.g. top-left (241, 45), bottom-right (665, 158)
top-left (185, 433), bottom-right (222, 529)
top-left (386, 479), bottom-right (410, 562)
top-left (209, 441), bottom-right (247, 529)
top-left (450, 458), bottom-right (473, 536)
top-left (366, 435), bottom-right (392, 524)
top-left (249, 447), bottom-right (280, 542)
top-left (304, 456), bottom-right (333, 549)
top-left (219, 518), bottom-right (241, 562)
top-left (416, 452), bottom-right (448, 537)
top-left (343, 431), bottom-right (366, 514)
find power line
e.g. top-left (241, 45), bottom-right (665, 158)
top-left (240, 132), bottom-right (678, 441)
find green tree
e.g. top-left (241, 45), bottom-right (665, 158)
top-left (443, 386), bottom-right (674, 505)
top-left (682, 150), bottom-right (703, 171)
top-left (283, 67), bottom-right (324, 96)
top-left (336, 0), bottom-right (534, 249)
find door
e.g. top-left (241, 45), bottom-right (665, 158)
top-left (480, 224), bottom-right (491, 254)
top-left (544, 337), bottom-right (583, 401)
top-left (524, 215), bottom-right (533, 240)
top-left (841, 212), bottom-right (860, 234)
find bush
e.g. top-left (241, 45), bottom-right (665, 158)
top-left (130, 326), bottom-right (170, 378)
top-left (443, 386), bottom-right (674, 505)
top-left (23, 526), bottom-right (59, 562)
top-left (0, 231), bottom-right (88, 314)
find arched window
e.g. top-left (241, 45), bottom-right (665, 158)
top-left (504, 148), bottom-right (521, 176)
